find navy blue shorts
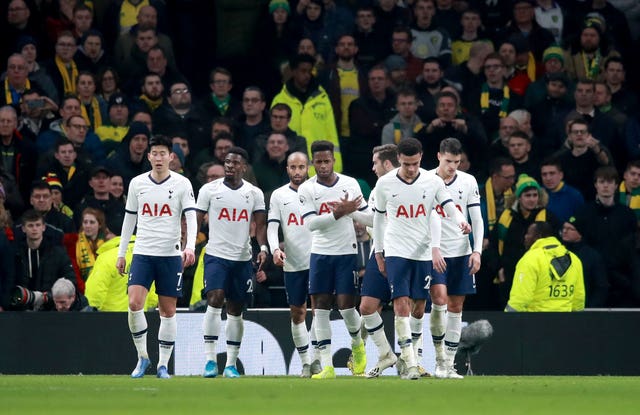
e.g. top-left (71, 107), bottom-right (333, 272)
top-left (431, 255), bottom-right (476, 295)
top-left (284, 270), bottom-right (310, 306)
top-left (309, 253), bottom-right (357, 296)
top-left (203, 254), bottom-right (253, 304)
top-left (128, 254), bottom-right (183, 297)
top-left (385, 256), bottom-right (430, 300)
top-left (360, 253), bottom-right (391, 303)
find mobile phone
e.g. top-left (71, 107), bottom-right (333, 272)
top-left (26, 99), bottom-right (45, 109)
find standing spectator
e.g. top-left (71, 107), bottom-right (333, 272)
top-left (451, 9), bottom-right (491, 66)
top-left (271, 53), bottom-right (340, 172)
top-left (253, 133), bottom-right (289, 204)
top-left (508, 131), bottom-right (538, 179)
top-left (1, 54), bottom-right (47, 110)
top-left (44, 32), bottom-right (79, 99)
top-left (410, 0), bottom-right (452, 66)
top-left (131, 72), bottom-right (165, 114)
top-left (388, 26), bottom-right (423, 85)
top-left (502, 0), bottom-right (555, 63)
top-left (446, 41), bottom-right (494, 100)
top-left (106, 121), bottom-right (150, 189)
top-left (352, 6), bottom-right (389, 71)
top-left (18, 36), bottom-right (59, 104)
top-left (251, 104), bottom-right (308, 163)
top-left (237, 87), bottom-right (270, 155)
top-left (574, 166), bottom-right (640, 307)
top-left (564, 19), bottom-right (619, 82)
top-left (603, 56), bottom-right (638, 117)
top-left (75, 71), bottom-right (107, 131)
top-left (540, 157), bottom-right (584, 223)
top-left (197, 67), bottom-right (243, 125)
top-left (75, 30), bottom-right (110, 74)
top-left (381, 88), bottom-right (424, 145)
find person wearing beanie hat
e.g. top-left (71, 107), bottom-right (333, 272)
top-left (169, 142), bottom-right (186, 174)
top-left (542, 45), bottom-right (564, 66)
top-left (494, 172), bottom-right (557, 308)
top-left (502, 0), bottom-right (555, 63)
top-left (43, 172), bottom-right (74, 219)
top-left (95, 92), bottom-right (130, 153)
top-left (269, 0), bottom-right (290, 14)
top-left (560, 216), bottom-right (609, 307)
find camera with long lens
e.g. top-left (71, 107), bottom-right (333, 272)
top-left (10, 286), bottom-right (49, 310)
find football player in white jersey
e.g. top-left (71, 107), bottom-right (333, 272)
top-left (196, 146), bottom-right (267, 379)
top-left (428, 138), bottom-right (483, 379)
top-left (298, 140), bottom-right (368, 379)
top-left (116, 134), bottom-right (197, 379)
top-left (373, 138), bottom-right (470, 380)
top-left (268, 151), bottom-right (319, 377)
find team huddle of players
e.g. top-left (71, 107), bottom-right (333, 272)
top-left (118, 133), bottom-right (482, 380)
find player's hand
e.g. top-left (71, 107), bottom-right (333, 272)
top-left (459, 221), bottom-right (472, 234)
top-left (182, 248), bottom-right (195, 268)
top-left (116, 257), bottom-right (126, 274)
top-left (273, 248), bottom-right (286, 267)
top-left (256, 251), bottom-right (268, 272)
top-left (468, 252), bottom-right (481, 274)
top-left (375, 252), bottom-right (386, 277)
top-left (256, 270), bottom-right (267, 283)
top-left (332, 193), bottom-right (363, 219)
top-left (432, 247), bottom-right (446, 274)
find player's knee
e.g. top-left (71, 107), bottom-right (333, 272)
top-left (128, 299), bottom-right (144, 311)
top-left (359, 297), bottom-right (378, 316)
top-left (290, 306), bottom-right (306, 324)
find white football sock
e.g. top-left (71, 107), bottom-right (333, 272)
top-left (430, 304), bottom-right (447, 362)
top-left (309, 316), bottom-right (319, 362)
top-left (158, 315), bottom-right (176, 369)
top-left (291, 321), bottom-right (311, 365)
top-left (395, 316), bottom-right (416, 368)
top-left (410, 315), bottom-right (424, 362)
top-left (203, 306), bottom-right (222, 361)
top-left (363, 312), bottom-right (391, 357)
top-left (314, 309), bottom-right (333, 368)
top-left (225, 314), bottom-right (244, 368)
top-left (339, 307), bottom-right (363, 347)
top-left (128, 308), bottom-right (148, 359)
top-left (444, 312), bottom-right (462, 367)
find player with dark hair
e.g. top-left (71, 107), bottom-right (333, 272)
top-left (197, 146), bottom-right (268, 378)
top-left (373, 138), bottom-right (470, 380)
top-left (298, 140), bottom-right (368, 379)
top-left (117, 134), bottom-right (197, 379)
top-left (428, 137), bottom-right (483, 378)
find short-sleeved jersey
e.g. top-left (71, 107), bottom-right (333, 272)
top-left (298, 173), bottom-right (368, 255)
top-left (428, 169), bottom-right (481, 257)
top-left (268, 184), bottom-right (311, 272)
top-left (125, 172), bottom-right (196, 256)
top-left (196, 179), bottom-right (265, 261)
top-left (375, 168), bottom-right (453, 261)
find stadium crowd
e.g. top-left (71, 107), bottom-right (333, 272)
top-left (0, 0), bottom-right (639, 315)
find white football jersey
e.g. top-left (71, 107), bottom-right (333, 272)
top-left (125, 172), bottom-right (196, 256)
top-left (428, 169), bottom-right (480, 257)
top-left (196, 179), bottom-right (265, 261)
top-left (374, 168), bottom-right (452, 261)
top-left (298, 173), bottom-right (367, 255)
top-left (268, 184), bottom-right (311, 272)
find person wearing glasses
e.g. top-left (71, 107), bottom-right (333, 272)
top-left (237, 87), bottom-right (270, 157)
top-left (43, 31), bottom-right (80, 100)
top-left (197, 67), bottom-right (243, 124)
top-left (553, 117), bottom-right (611, 201)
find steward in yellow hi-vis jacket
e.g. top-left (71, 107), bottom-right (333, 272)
top-left (506, 222), bottom-right (585, 312)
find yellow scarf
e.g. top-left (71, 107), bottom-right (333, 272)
top-left (76, 231), bottom-right (105, 281)
top-left (497, 208), bottom-right (546, 255)
top-left (480, 84), bottom-right (510, 117)
top-left (485, 177), bottom-right (513, 232)
top-left (139, 94), bottom-right (163, 112)
top-left (4, 78), bottom-right (30, 105)
top-left (80, 97), bottom-right (103, 130)
top-left (393, 121), bottom-right (424, 144)
top-left (55, 55), bottom-right (78, 95)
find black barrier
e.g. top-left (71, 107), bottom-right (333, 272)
top-left (0, 311), bottom-right (639, 375)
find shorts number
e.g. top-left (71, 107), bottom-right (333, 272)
top-left (246, 279), bottom-right (254, 293)
top-left (176, 272), bottom-right (183, 289)
top-left (548, 284), bottom-right (574, 298)
top-left (424, 274), bottom-right (432, 290)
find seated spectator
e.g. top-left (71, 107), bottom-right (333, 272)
top-left (381, 88), bottom-right (424, 145)
top-left (388, 26), bottom-right (423, 85)
top-left (153, 80), bottom-right (209, 155)
top-left (51, 277), bottom-right (91, 311)
top-left (95, 93), bottom-right (131, 154)
top-left (76, 71), bottom-right (107, 131)
top-left (540, 157), bottom-right (584, 224)
top-left (29, 180), bottom-right (75, 234)
top-left (76, 207), bottom-right (106, 281)
top-left (451, 9), bottom-right (492, 66)
top-left (564, 18), bottom-right (619, 82)
top-left (351, 6), bottom-right (389, 71)
top-left (505, 221), bottom-right (584, 312)
top-left (171, 134), bottom-right (192, 176)
top-left (237, 87), bottom-right (270, 155)
top-left (1, 105), bottom-right (37, 203)
top-left (9, 209), bottom-right (76, 311)
top-left (501, 0), bottom-right (555, 64)
top-left (96, 67), bottom-right (121, 103)
top-left (197, 67), bottom-right (243, 125)
top-left (106, 121), bottom-right (150, 189)
top-left (524, 45), bottom-right (571, 110)
top-left (18, 89), bottom-right (58, 138)
top-left (74, 165), bottom-right (125, 235)
top-left (574, 166), bottom-right (640, 307)
top-left (1, 54), bottom-right (47, 110)
top-left (74, 29), bottom-right (110, 74)
top-left (561, 216), bottom-right (609, 308)
top-left (130, 72), bottom-right (165, 114)
top-left (415, 57), bottom-right (449, 121)
top-left (604, 56), bottom-right (638, 117)
top-left (253, 133), bottom-right (290, 205)
top-left (43, 31), bottom-right (80, 100)
top-left (109, 174), bottom-right (126, 204)
top-left (38, 137), bottom-right (90, 209)
top-left (144, 45), bottom-right (183, 93)
top-left (196, 162), bottom-right (225, 188)
top-left (487, 116), bottom-right (519, 160)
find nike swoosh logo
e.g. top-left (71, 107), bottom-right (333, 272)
top-left (314, 197), bottom-right (321, 200)
top-left (215, 196), bottom-right (223, 199)
top-left (284, 202), bottom-right (291, 205)
top-left (392, 194), bottom-right (398, 197)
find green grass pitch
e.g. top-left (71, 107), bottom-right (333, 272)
top-left (2, 375), bottom-right (639, 415)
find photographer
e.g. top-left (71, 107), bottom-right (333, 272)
top-left (51, 278), bottom-right (91, 312)
top-left (10, 209), bottom-right (75, 311)
top-left (18, 89), bottom-right (58, 137)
